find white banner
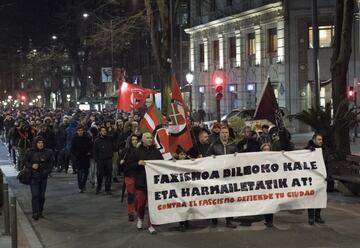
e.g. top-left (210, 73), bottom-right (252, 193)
top-left (145, 149), bottom-right (327, 225)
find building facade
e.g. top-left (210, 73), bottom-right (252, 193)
top-left (185, 0), bottom-right (360, 131)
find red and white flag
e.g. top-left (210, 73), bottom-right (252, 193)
top-left (168, 75), bottom-right (193, 153)
top-left (117, 81), bottom-right (155, 112)
top-left (139, 104), bottom-right (172, 160)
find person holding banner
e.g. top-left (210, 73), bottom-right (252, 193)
top-left (134, 132), bottom-right (163, 234)
top-left (260, 143), bottom-right (274, 227)
top-left (305, 133), bottom-right (328, 225)
top-left (208, 126), bottom-right (238, 229)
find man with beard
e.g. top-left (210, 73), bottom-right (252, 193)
top-left (208, 126), bottom-right (238, 228)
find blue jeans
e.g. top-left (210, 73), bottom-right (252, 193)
top-left (30, 178), bottom-right (48, 214)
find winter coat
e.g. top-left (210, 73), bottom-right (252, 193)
top-left (133, 144), bottom-right (163, 190)
top-left (304, 140), bottom-right (333, 165)
top-left (93, 135), bottom-right (113, 161)
top-left (237, 137), bottom-right (261, 152)
top-left (120, 146), bottom-right (138, 177)
top-left (188, 142), bottom-right (211, 158)
top-left (208, 139), bottom-right (238, 156)
top-left (25, 147), bottom-right (54, 181)
top-left (65, 120), bottom-right (78, 152)
top-left (38, 128), bottom-right (57, 150)
top-left (70, 134), bottom-right (92, 169)
top-left (55, 123), bottom-right (69, 150)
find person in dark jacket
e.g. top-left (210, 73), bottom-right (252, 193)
top-left (208, 126), bottom-right (238, 228)
top-left (55, 117), bottom-right (69, 172)
top-left (25, 136), bottom-right (54, 220)
top-left (71, 126), bottom-right (92, 193)
top-left (305, 133), bottom-right (329, 225)
top-left (237, 126), bottom-right (261, 152)
top-left (133, 132), bottom-right (163, 234)
top-left (188, 130), bottom-right (211, 158)
top-left (93, 126), bottom-right (113, 194)
top-left (65, 119), bottom-right (78, 174)
top-left (119, 134), bottom-right (140, 221)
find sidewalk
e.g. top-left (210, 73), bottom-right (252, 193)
top-left (1, 139), bottom-right (360, 247)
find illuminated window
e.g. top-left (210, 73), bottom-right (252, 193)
top-left (320, 87), bottom-right (326, 107)
top-left (309, 26), bottom-right (334, 48)
top-left (247, 33), bottom-right (256, 56)
top-left (268, 28), bottom-right (277, 53)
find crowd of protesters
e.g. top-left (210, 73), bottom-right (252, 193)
top-left (0, 107), bottom-right (331, 234)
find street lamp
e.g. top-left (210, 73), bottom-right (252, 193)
top-left (186, 72), bottom-right (194, 113)
top-left (51, 35), bottom-right (58, 40)
top-left (83, 12), bottom-right (90, 18)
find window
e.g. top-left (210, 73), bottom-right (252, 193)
top-left (247, 33), bottom-right (256, 56)
top-left (320, 87), bottom-right (326, 107)
top-left (268, 28), bottom-right (277, 53)
top-left (196, 1), bottom-right (201, 16)
top-left (213, 40), bottom-right (219, 62)
top-left (210, 0), bottom-right (216, 12)
top-left (199, 44), bottom-right (204, 63)
top-left (229, 37), bottom-right (236, 59)
top-left (308, 25), bottom-right (334, 48)
top-left (226, 0), bottom-right (233, 6)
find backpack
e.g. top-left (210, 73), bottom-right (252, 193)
top-left (17, 168), bottom-right (32, 185)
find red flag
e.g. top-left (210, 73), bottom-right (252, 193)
top-left (139, 104), bottom-right (172, 160)
top-left (253, 77), bottom-right (284, 129)
top-left (168, 75), bottom-right (193, 153)
top-left (117, 81), bottom-right (155, 112)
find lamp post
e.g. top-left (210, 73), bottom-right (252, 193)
top-left (37, 95), bottom-right (42, 107)
top-left (186, 72), bottom-right (194, 113)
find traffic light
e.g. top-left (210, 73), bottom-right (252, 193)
top-left (214, 76), bottom-right (224, 101)
top-left (348, 86), bottom-right (356, 102)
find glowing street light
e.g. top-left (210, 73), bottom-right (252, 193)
top-left (83, 12), bottom-right (90, 18)
top-left (52, 35), bottom-right (58, 40)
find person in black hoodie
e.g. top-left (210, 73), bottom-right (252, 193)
top-left (119, 134), bottom-right (140, 221)
top-left (71, 126), bottom-right (92, 193)
top-left (237, 126), bottom-right (261, 152)
top-left (93, 126), bottom-right (113, 194)
top-left (25, 136), bottom-right (54, 220)
top-left (133, 132), bottom-right (163, 234)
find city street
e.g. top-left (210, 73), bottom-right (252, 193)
top-left (0, 136), bottom-right (360, 248)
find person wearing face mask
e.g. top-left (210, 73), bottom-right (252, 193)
top-left (93, 126), bottom-right (114, 195)
top-left (119, 134), bottom-right (140, 222)
top-left (25, 136), bottom-right (54, 220)
top-left (133, 132), bottom-right (163, 234)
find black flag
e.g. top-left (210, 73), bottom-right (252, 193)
top-left (254, 77), bottom-right (291, 150)
top-left (253, 77), bottom-right (284, 129)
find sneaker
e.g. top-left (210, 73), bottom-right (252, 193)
top-left (226, 221), bottom-right (237, 229)
top-left (148, 225), bottom-right (157, 234)
top-left (211, 218), bottom-right (218, 225)
top-left (128, 215), bottom-right (135, 222)
top-left (315, 217), bottom-right (325, 224)
top-left (264, 222), bottom-right (274, 228)
top-left (308, 219), bottom-right (315, 225)
top-left (32, 213), bottom-right (39, 221)
top-left (79, 189), bottom-right (84, 193)
top-left (179, 224), bottom-right (186, 232)
top-left (137, 219), bottom-right (143, 230)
